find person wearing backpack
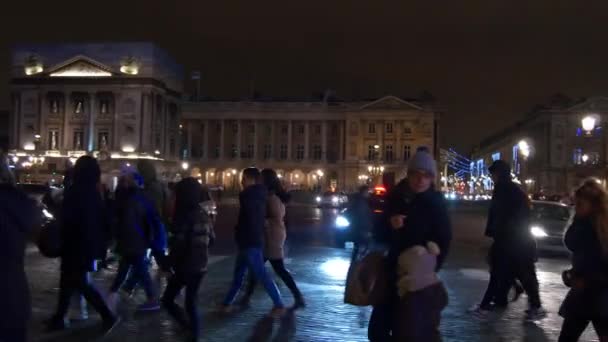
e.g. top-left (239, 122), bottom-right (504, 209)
top-left (107, 171), bottom-right (162, 312)
top-left (0, 155), bottom-right (42, 342)
top-left (46, 156), bottom-right (118, 334)
top-left (161, 177), bottom-right (215, 342)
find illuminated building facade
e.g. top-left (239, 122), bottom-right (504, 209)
top-left (181, 96), bottom-right (440, 190)
top-left (8, 43), bottom-right (183, 183)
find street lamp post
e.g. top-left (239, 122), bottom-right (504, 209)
top-left (582, 114), bottom-right (599, 135)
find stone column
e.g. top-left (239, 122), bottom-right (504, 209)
top-left (339, 121), bottom-right (345, 161)
top-left (39, 91), bottom-right (48, 150)
top-left (112, 93), bottom-right (120, 151)
top-left (396, 120), bottom-right (402, 162)
top-left (187, 120), bottom-right (193, 159)
top-left (287, 120), bottom-right (293, 160)
top-left (219, 120), bottom-right (225, 160)
top-left (304, 121), bottom-right (310, 160)
top-left (236, 120), bottom-right (242, 160)
top-left (253, 121), bottom-right (259, 160)
top-left (203, 119), bottom-right (209, 161)
top-left (322, 121), bottom-right (328, 162)
top-left (62, 93), bottom-right (70, 149)
top-left (87, 93), bottom-right (96, 152)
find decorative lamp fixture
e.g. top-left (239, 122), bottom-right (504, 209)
top-left (582, 154), bottom-right (590, 163)
top-left (24, 55), bottom-right (43, 75)
top-left (120, 56), bottom-right (139, 75)
top-left (582, 115), bottom-right (599, 134)
top-left (518, 140), bottom-right (531, 158)
top-left (181, 162), bottom-right (189, 170)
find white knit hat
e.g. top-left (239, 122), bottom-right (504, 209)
top-left (407, 146), bottom-right (437, 177)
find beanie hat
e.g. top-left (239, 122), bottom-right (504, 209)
top-left (407, 146), bottom-right (437, 177)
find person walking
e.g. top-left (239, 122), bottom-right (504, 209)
top-left (161, 177), bottom-right (215, 342)
top-left (46, 156), bottom-right (118, 333)
top-left (0, 155), bottom-right (42, 342)
top-left (219, 168), bottom-right (285, 316)
top-left (347, 185), bottom-right (374, 264)
top-left (368, 147), bottom-right (452, 341)
top-left (240, 169), bottom-right (305, 308)
top-left (470, 160), bottom-right (546, 321)
top-left (558, 179), bottom-right (608, 342)
top-left (107, 171), bottom-right (161, 312)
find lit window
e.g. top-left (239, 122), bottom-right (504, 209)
top-left (385, 145), bottom-right (394, 162)
top-left (48, 130), bottom-right (59, 150)
top-left (296, 145), bottom-right (305, 160)
top-left (386, 123), bottom-right (393, 134)
top-left (313, 145), bottom-right (322, 160)
top-left (73, 131), bottom-right (84, 150)
top-left (403, 145), bottom-right (411, 161)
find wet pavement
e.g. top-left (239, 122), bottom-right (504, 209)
top-left (24, 205), bottom-right (601, 342)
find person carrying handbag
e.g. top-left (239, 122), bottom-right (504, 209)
top-left (161, 177), bottom-right (215, 342)
top-left (558, 179), bottom-right (608, 342)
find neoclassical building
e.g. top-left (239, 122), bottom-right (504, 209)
top-left (472, 96), bottom-right (608, 194)
top-left (8, 43), bottom-right (183, 183)
top-left (181, 96), bottom-right (440, 191)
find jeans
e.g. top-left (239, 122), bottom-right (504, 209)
top-left (52, 269), bottom-right (114, 324)
top-left (162, 272), bottom-right (205, 338)
top-left (559, 316), bottom-right (608, 342)
top-left (110, 254), bottom-right (156, 300)
top-left (243, 259), bottom-right (303, 301)
top-left (223, 248), bottom-right (284, 307)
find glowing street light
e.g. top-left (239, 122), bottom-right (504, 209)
top-left (181, 162), bottom-right (189, 170)
top-left (518, 140), bottom-right (531, 159)
top-left (582, 115), bottom-right (599, 133)
top-left (582, 154), bottom-right (590, 163)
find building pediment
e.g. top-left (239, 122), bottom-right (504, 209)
top-left (359, 95), bottom-right (423, 111)
top-left (47, 55), bottom-right (114, 77)
top-left (568, 96), bottom-right (608, 113)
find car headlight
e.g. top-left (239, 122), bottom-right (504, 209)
top-left (316, 196), bottom-right (322, 203)
top-left (42, 208), bottom-right (54, 220)
top-left (530, 226), bottom-right (548, 238)
top-left (335, 215), bottom-right (350, 228)
top-left (331, 196), bottom-right (339, 203)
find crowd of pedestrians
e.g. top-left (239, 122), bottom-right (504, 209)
top-left (2, 145), bottom-right (608, 341)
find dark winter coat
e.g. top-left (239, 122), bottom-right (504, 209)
top-left (61, 183), bottom-right (110, 272)
top-left (385, 184), bottom-right (452, 272)
top-left (113, 187), bottom-right (152, 257)
top-left (564, 217), bottom-right (608, 284)
top-left (485, 179), bottom-right (536, 260)
top-left (559, 217), bottom-right (608, 319)
top-left (347, 193), bottom-right (373, 243)
top-left (169, 210), bottom-right (215, 274)
top-left (0, 184), bottom-right (41, 327)
top-left (235, 184), bottom-right (267, 249)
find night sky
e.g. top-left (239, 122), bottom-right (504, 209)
top-left (2, 1), bottom-right (608, 152)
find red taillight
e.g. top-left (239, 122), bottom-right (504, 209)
top-left (373, 209), bottom-right (383, 213)
top-left (374, 185), bottom-right (387, 195)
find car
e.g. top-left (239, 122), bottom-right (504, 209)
top-left (316, 191), bottom-right (348, 208)
top-left (333, 186), bottom-right (388, 247)
top-left (529, 200), bottom-right (573, 253)
top-left (16, 183), bottom-right (58, 227)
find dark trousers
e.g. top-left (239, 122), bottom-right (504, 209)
top-left (558, 316), bottom-right (608, 342)
top-left (110, 254), bottom-right (156, 299)
top-left (369, 283), bottom-right (448, 342)
top-left (0, 322), bottom-right (26, 342)
top-left (53, 269), bottom-right (114, 323)
top-left (495, 257), bottom-right (541, 309)
top-left (162, 272), bottom-right (206, 338)
top-left (244, 259), bottom-right (303, 301)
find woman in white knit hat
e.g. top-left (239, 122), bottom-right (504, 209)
top-left (368, 147), bottom-right (452, 342)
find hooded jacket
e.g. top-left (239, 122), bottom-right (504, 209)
top-left (235, 184), bottom-right (267, 249)
top-left (0, 184), bottom-right (41, 326)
